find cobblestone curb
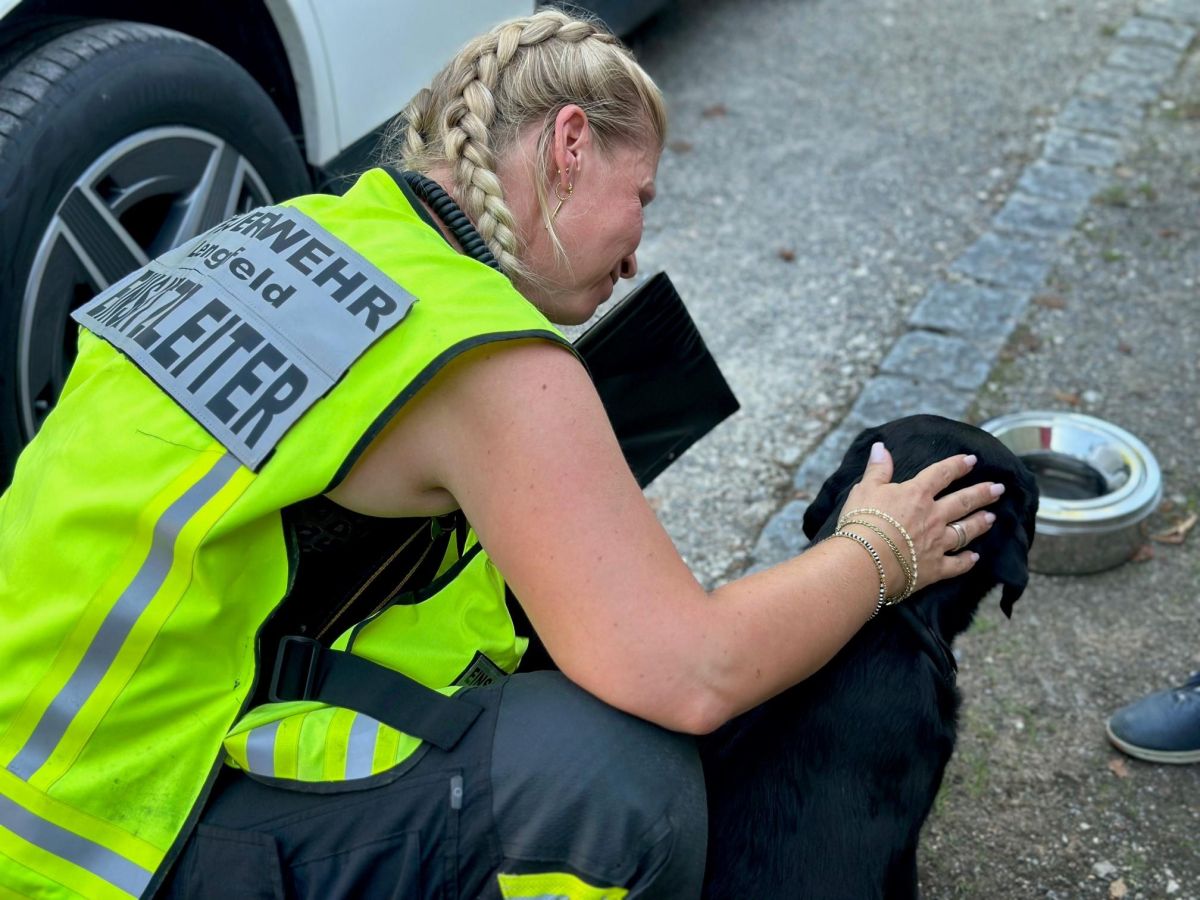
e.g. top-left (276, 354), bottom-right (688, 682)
top-left (749, 0), bottom-right (1198, 571)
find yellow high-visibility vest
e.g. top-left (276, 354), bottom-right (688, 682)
top-left (0, 168), bottom-right (568, 898)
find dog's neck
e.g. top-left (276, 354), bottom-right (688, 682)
top-left (889, 603), bottom-right (957, 686)
top-left (890, 567), bottom-right (1003, 686)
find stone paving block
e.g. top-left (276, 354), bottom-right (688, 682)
top-left (1016, 160), bottom-right (1106, 204)
top-left (992, 191), bottom-right (1086, 242)
top-left (1140, 0), bottom-right (1200, 27)
top-left (1107, 42), bottom-right (1185, 79)
top-left (1077, 66), bottom-right (1166, 105)
top-left (950, 232), bottom-right (1058, 291)
top-left (908, 281), bottom-right (1031, 351)
top-left (879, 330), bottom-right (994, 392)
top-left (844, 374), bottom-right (974, 431)
top-left (1042, 127), bottom-right (1124, 169)
top-left (1118, 15), bottom-right (1197, 48)
top-left (751, 499), bottom-right (810, 568)
top-left (1057, 95), bottom-right (1146, 138)
top-left (791, 422), bottom-right (861, 495)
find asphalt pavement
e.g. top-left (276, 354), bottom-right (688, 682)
top-left (621, 0), bottom-right (1146, 585)
top-left (918, 30), bottom-right (1200, 900)
top-left (614, 0), bottom-right (1198, 896)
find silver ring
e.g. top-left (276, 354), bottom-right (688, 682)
top-left (950, 520), bottom-right (969, 552)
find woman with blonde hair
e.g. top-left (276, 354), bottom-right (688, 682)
top-left (0, 9), bottom-right (1001, 898)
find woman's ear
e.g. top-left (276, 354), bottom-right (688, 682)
top-left (551, 104), bottom-right (590, 185)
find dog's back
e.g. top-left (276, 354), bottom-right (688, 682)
top-left (701, 415), bottom-right (1038, 899)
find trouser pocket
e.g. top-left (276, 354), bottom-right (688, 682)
top-left (170, 824), bottom-right (285, 899)
top-left (289, 828), bottom-right (434, 899)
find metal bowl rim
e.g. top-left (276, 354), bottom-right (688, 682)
top-left (981, 410), bottom-right (1162, 529)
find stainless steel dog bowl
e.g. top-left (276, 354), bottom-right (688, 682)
top-left (981, 411), bottom-right (1162, 575)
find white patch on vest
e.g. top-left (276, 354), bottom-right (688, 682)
top-left (72, 206), bottom-right (417, 469)
top-left (453, 651), bottom-right (507, 688)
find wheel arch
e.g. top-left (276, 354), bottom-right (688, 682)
top-left (0, 0), bottom-right (314, 171)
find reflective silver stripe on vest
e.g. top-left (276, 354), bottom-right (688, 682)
top-left (0, 793), bottom-right (153, 897)
top-left (245, 719), bottom-right (280, 778)
top-left (71, 206), bottom-right (418, 470)
top-left (344, 714), bottom-right (380, 780)
top-left (7, 453), bottom-right (242, 781)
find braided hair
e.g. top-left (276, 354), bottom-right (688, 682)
top-left (381, 9), bottom-right (666, 280)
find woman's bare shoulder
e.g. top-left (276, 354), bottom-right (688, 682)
top-left (325, 338), bottom-right (585, 518)
top-left (327, 337), bottom-right (710, 724)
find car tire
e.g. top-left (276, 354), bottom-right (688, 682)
top-left (0, 21), bottom-right (311, 481)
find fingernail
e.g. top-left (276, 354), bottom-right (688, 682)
top-left (869, 442), bottom-right (886, 464)
top-left (970, 551), bottom-right (980, 563)
top-left (963, 454), bottom-right (977, 467)
top-left (984, 512), bottom-right (996, 524)
top-left (990, 483), bottom-right (1006, 497)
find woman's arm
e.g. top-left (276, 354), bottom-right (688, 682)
top-left (332, 340), bottom-right (995, 734)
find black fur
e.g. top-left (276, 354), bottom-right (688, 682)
top-left (700, 415), bottom-right (1039, 899)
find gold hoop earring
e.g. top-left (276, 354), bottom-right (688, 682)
top-left (551, 181), bottom-right (573, 221)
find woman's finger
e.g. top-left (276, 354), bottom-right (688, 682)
top-left (857, 441), bottom-right (894, 486)
top-left (939, 548), bottom-right (980, 580)
top-left (935, 480), bottom-right (1005, 521)
top-left (913, 453), bottom-right (978, 496)
top-left (943, 509), bottom-right (996, 553)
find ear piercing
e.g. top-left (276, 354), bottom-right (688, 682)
top-left (552, 176), bottom-right (573, 220)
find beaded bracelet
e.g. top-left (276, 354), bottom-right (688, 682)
top-left (838, 507), bottom-right (919, 601)
top-left (828, 530), bottom-right (887, 620)
top-left (840, 518), bottom-right (913, 602)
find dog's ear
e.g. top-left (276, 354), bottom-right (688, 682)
top-left (991, 506), bottom-right (1032, 618)
top-left (802, 427), bottom-right (879, 540)
top-left (995, 459), bottom-right (1040, 618)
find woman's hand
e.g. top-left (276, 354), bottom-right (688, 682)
top-left (840, 441), bottom-right (1003, 594)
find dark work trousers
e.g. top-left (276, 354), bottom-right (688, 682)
top-left (157, 671), bottom-right (708, 899)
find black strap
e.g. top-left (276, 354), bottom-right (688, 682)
top-left (268, 635), bottom-right (482, 751)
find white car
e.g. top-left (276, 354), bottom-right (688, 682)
top-left (0, 0), bottom-right (666, 479)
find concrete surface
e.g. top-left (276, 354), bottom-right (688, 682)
top-left (623, 0), bottom-right (1147, 586)
top-left (615, 0), bottom-right (1199, 895)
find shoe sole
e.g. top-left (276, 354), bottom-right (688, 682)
top-left (1105, 722), bottom-right (1200, 765)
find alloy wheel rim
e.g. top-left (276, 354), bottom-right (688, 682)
top-left (17, 126), bottom-right (273, 439)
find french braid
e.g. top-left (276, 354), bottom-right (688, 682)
top-left (381, 9), bottom-right (666, 281)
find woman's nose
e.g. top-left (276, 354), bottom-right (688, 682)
top-left (619, 253), bottom-right (638, 280)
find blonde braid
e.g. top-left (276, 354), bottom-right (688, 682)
top-left (441, 16), bottom-right (607, 274)
top-left (438, 23), bottom-right (523, 273)
top-left (400, 86), bottom-right (435, 163)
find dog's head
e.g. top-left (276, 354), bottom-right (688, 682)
top-left (803, 415), bottom-right (1039, 621)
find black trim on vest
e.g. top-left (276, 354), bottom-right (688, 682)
top-left (342, 540), bottom-right (485, 652)
top-left (251, 504), bottom-right (462, 711)
top-left (404, 537), bottom-right (482, 604)
top-left (323, 330), bottom-right (578, 493)
top-left (269, 636), bottom-right (482, 751)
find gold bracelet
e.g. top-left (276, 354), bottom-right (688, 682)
top-left (838, 507), bottom-right (919, 600)
top-left (839, 519), bottom-right (912, 603)
top-left (828, 530), bottom-right (887, 620)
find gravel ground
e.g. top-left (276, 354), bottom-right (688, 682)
top-left (620, 0), bottom-right (1141, 586)
top-left (916, 46), bottom-right (1200, 900)
top-left (611, 0), bottom-right (1199, 896)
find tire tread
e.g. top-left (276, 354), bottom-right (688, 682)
top-left (0, 23), bottom-right (218, 159)
top-left (0, 87), bottom-right (38, 117)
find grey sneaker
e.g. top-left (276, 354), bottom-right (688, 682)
top-left (1105, 671), bottom-right (1200, 764)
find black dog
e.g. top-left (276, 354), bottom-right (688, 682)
top-left (700, 414), bottom-right (1039, 899)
